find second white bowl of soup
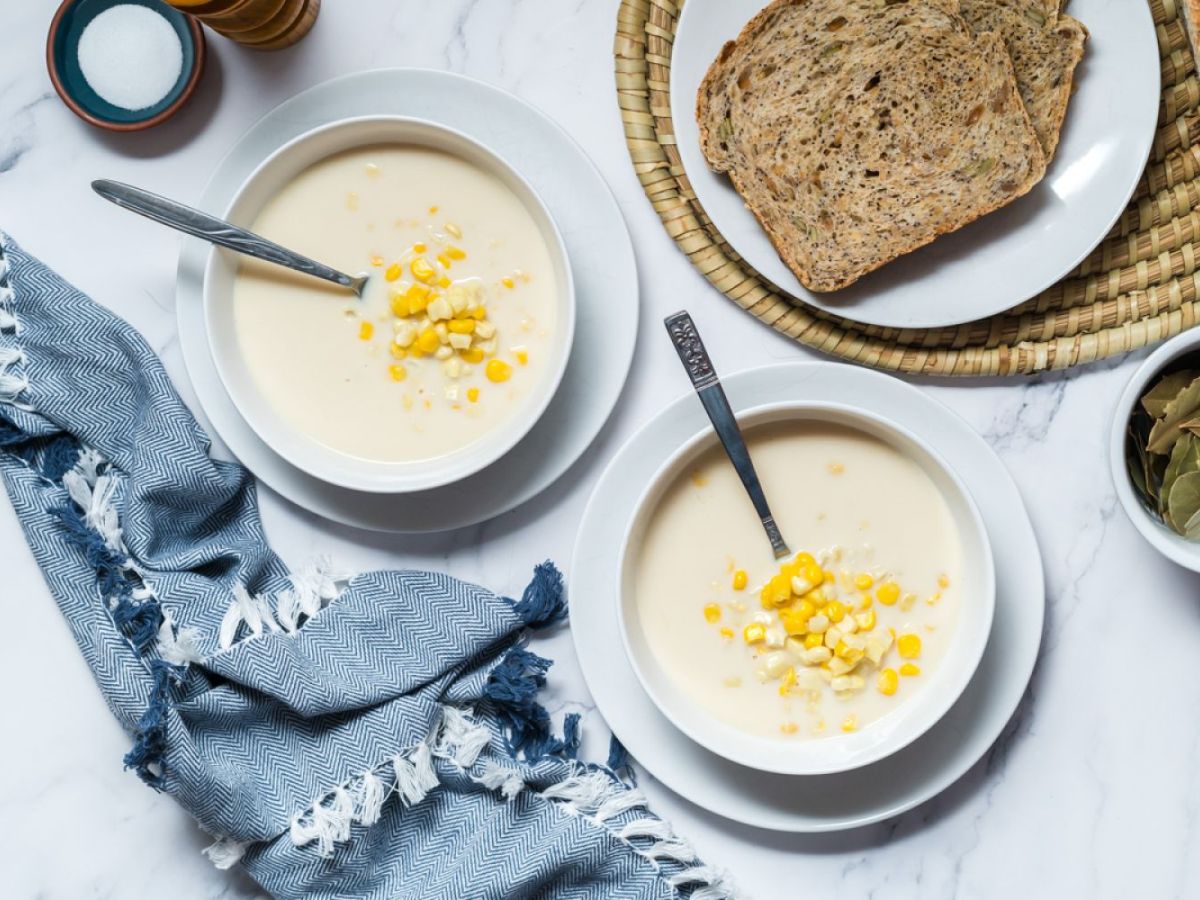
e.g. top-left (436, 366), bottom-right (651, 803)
top-left (203, 116), bottom-right (574, 492)
top-left (619, 402), bottom-right (995, 775)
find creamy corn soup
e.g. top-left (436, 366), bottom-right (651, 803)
top-left (633, 420), bottom-right (962, 740)
top-left (232, 145), bottom-right (558, 463)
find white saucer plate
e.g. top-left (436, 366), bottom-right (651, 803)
top-left (176, 70), bottom-right (637, 533)
top-left (571, 362), bottom-right (1044, 832)
top-left (669, 0), bottom-right (1160, 329)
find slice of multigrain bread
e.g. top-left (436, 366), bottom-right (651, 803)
top-left (958, 0), bottom-right (1088, 160)
top-left (697, 0), bottom-right (1047, 293)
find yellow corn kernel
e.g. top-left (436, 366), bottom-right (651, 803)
top-left (877, 668), bottom-right (899, 696)
top-left (794, 552), bottom-right (816, 567)
top-left (824, 600), bottom-right (846, 623)
top-left (743, 623), bottom-right (766, 644)
top-left (512, 346), bottom-right (529, 365)
top-left (466, 387), bottom-right (480, 403)
top-left (485, 359), bottom-right (512, 383)
top-left (405, 283), bottom-right (432, 314)
top-left (445, 223), bottom-right (462, 238)
top-left (780, 609), bottom-right (809, 636)
top-left (780, 722), bottom-right (799, 735)
top-left (389, 343), bottom-right (408, 360)
top-left (437, 276), bottom-right (452, 289)
top-left (358, 321), bottom-right (374, 340)
top-left (703, 603), bottom-right (721, 623)
top-left (447, 319), bottom-right (476, 334)
top-left (806, 588), bottom-right (826, 607)
top-left (411, 257), bottom-right (436, 283)
top-left (841, 715), bottom-right (858, 733)
top-left (854, 609), bottom-right (876, 631)
top-left (417, 328), bottom-right (440, 354)
top-left (793, 599), bottom-right (815, 620)
top-left (385, 262), bottom-right (403, 282)
top-left (445, 244), bottom-right (466, 261)
top-left (900, 663), bottom-right (921, 677)
top-left (370, 254), bottom-right (384, 267)
top-left (470, 305), bottom-right (487, 320)
top-left (938, 574), bottom-right (950, 589)
top-left (436, 253), bottom-right (451, 269)
top-left (388, 364), bottom-right (407, 382)
top-left (835, 643), bottom-right (864, 667)
top-left (427, 206), bottom-right (438, 214)
top-left (389, 291), bottom-right (410, 318)
top-left (858, 593), bottom-right (873, 610)
top-left (461, 347), bottom-right (485, 364)
top-left (876, 581), bottom-right (901, 606)
top-left (760, 574), bottom-right (792, 608)
top-left (803, 563), bottom-right (824, 586)
top-left (413, 242), bottom-right (427, 253)
top-left (719, 627), bottom-right (734, 640)
top-left (778, 667), bottom-right (797, 695)
top-left (853, 573), bottom-right (874, 591)
top-left (803, 632), bottom-right (823, 649)
top-left (732, 569), bottom-right (748, 591)
top-left (827, 461), bottom-right (845, 475)
top-left (897, 634), bottom-right (922, 659)
top-left (501, 276), bottom-right (516, 289)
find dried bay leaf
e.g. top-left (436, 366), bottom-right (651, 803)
top-left (1159, 432), bottom-right (1200, 514)
top-left (1147, 376), bottom-right (1200, 455)
top-left (1141, 369), bottom-right (1199, 418)
top-left (1167, 471), bottom-right (1200, 536)
top-left (1180, 417), bottom-right (1200, 437)
top-left (1185, 505), bottom-right (1200, 541)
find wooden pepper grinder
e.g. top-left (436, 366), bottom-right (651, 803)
top-left (165, 0), bottom-right (320, 50)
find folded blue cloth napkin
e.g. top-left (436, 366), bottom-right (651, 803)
top-left (0, 231), bottom-right (733, 899)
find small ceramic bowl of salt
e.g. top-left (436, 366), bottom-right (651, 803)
top-left (48, 0), bottom-right (205, 132)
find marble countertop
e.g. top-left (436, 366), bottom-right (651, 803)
top-left (3, 2), bottom-right (1199, 898)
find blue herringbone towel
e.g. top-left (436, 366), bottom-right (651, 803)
top-left (0, 231), bottom-right (733, 899)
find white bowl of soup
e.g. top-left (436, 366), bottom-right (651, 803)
top-left (619, 402), bottom-right (995, 775)
top-left (203, 117), bottom-right (575, 492)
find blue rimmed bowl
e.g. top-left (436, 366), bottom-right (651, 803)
top-left (47, 0), bottom-right (206, 132)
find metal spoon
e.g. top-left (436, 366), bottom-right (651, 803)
top-left (92, 179), bottom-right (369, 297)
top-left (665, 310), bottom-right (791, 560)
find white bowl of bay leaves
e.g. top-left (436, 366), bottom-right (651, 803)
top-left (1113, 329), bottom-right (1200, 571)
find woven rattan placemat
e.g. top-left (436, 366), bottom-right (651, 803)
top-left (615, 0), bottom-right (1200, 375)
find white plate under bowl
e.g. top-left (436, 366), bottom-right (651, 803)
top-left (176, 69), bottom-right (636, 531)
top-left (669, 0), bottom-right (1160, 329)
top-left (205, 116), bottom-right (576, 494)
top-left (618, 401), bottom-right (995, 776)
top-left (572, 362), bottom-right (1043, 831)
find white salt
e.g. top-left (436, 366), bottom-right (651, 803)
top-left (77, 5), bottom-right (184, 112)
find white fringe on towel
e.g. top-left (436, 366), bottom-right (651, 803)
top-left (287, 705), bottom-right (491, 859)
top-left (217, 557), bottom-right (351, 650)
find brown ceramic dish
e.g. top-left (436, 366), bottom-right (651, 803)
top-left (47, 0), bottom-right (206, 133)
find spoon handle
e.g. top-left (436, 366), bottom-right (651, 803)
top-left (92, 179), bottom-right (367, 295)
top-left (664, 311), bottom-right (791, 560)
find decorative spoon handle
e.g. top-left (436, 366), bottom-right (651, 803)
top-left (91, 179), bottom-right (369, 296)
top-left (664, 310), bottom-right (791, 560)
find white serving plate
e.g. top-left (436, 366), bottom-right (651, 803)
top-left (571, 362), bottom-right (1044, 831)
top-left (617, 401), bottom-right (995, 776)
top-left (206, 116), bottom-right (576, 493)
top-left (176, 69), bottom-right (636, 531)
top-left (1110, 327), bottom-right (1200, 573)
top-left (670, 0), bottom-right (1160, 329)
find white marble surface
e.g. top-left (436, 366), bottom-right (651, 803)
top-left (2, 2), bottom-right (1199, 898)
